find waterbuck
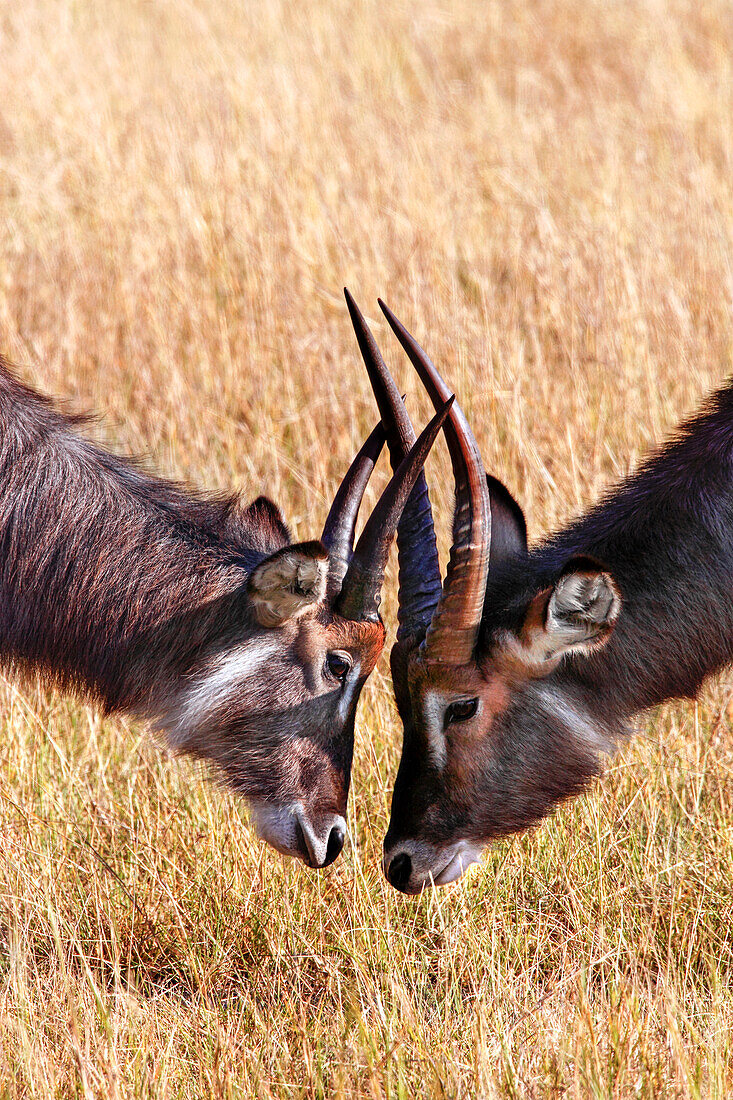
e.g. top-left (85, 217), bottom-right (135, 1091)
top-left (348, 292), bottom-right (733, 894)
top-left (0, 353), bottom-right (451, 869)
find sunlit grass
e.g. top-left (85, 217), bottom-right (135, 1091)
top-left (1, 0), bottom-right (733, 1094)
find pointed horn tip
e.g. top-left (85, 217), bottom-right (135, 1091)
top-left (344, 287), bottom-right (369, 332)
top-left (343, 289), bottom-right (373, 345)
top-left (378, 297), bottom-right (423, 353)
top-left (358, 420), bottom-right (388, 462)
top-left (416, 394), bottom-right (455, 450)
top-left (345, 290), bottom-right (419, 462)
top-left (377, 297), bottom-right (395, 323)
top-left (335, 394), bottom-right (454, 621)
top-left (377, 297), bottom-right (428, 364)
top-left (378, 299), bottom-right (472, 452)
top-left (377, 298), bottom-right (408, 343)
top-left (344, 287), bottom-right (363, 317)
top-left (320, 419), bottom-right (387, 557)
top-left (347, 292), bottom-right (401, 332)
top-left (352, 395), bottom-right (454, 560)
top-left (412, 394), bottom-right (455, 458)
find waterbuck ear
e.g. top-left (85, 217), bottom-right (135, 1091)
top-left (247, 541), bottom-right (328, 627)
top-left (238, 495), bottom-right (291, 552)
top-left (513, 557), bottom-right (621, 670)
top-left (487, 475), bottom-right (527, 570)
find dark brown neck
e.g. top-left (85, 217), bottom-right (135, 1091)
top-left (494, 378), bottom-right (733, 729)
top-left (0, 363), bottom-right (279, 715)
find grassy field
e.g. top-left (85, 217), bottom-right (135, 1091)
top-left (1, 0), bottom-right (733, 1095)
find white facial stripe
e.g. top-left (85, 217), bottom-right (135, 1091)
top-left (174, 639), bottom-right (281, 737)
top-left (534, 684), bottom-right (612, 757)
top-left (337, 666), bottom-right (360, 722)
top-left (423, 690), bottom-right (447, 769)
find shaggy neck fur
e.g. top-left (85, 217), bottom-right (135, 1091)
top-left (0, 360), bottom-right (287, 716)
top-left (486, 378), bottom-right (733, 740)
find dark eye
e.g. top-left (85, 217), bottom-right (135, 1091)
top-left (445, 698), bottom-right (479, 726)
top-left (326, 652), bottom-right (351, 682)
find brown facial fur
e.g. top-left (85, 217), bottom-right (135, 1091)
top-left (323, 615), bottom-right (386, 677)
top-left (0, 357), bottom-right (392, 866)
top-left (409, 654), bottom-right (511, 739)
top-left (384, 563), bottom-right (621, 889)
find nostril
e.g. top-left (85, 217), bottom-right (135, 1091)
top-left (323, 823), bottom-right (345, 867)
top-left (386, 852), bottom-right (412, 891)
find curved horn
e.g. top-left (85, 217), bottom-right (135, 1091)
top-left (379, 299), bottom-right (490, 665)
top-left (343, 289), bottom-right (442, 640)
top-left (321, 422), bottom-right (386, 600)
top-left (337, 397), bottom-right (455, 624)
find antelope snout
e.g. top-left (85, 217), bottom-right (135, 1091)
top-left (249, 801), bottom-right (347, 868)
top-left (383, 839), bottom-right (483, 894)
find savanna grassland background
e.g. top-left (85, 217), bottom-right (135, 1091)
top-left (1, 1), bottom-right (733, 1096)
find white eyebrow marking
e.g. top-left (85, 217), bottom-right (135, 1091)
top-left (423, 689), bottom-right (447, 769)
top-left (170, 639), bottom-right (281, 743)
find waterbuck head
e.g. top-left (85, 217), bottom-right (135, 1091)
top-left (163, 388), bottom-right (452, 870)
top-left (347, 294), bottom-right (621, 892)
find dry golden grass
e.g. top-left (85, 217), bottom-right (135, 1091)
top-left (1, 0), bottom-right (733, 1095)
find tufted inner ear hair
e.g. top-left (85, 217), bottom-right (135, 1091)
top-left (247, 541), bottom-right (328, 628)
top-left (547, 559), bottom-right (620, 648)
top-left (505, 557), bottom-right (621, 672)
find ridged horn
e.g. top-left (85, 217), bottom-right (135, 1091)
top-left (343, 289), bottom-right (443, 640)
top-left (379, 299), bottom-right (490, 665)
top-left (337, 397), bottom-right (455, 624)
top-left (321, 422), bottom-right (386, 600)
